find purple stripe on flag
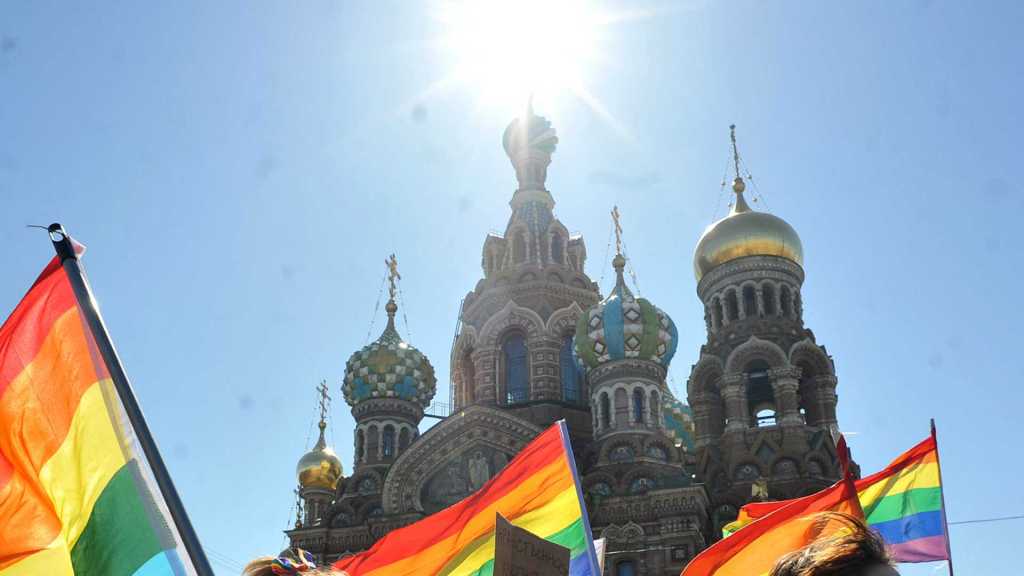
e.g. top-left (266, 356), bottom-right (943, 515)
top-left (889, 535), bottom-right (949, 563)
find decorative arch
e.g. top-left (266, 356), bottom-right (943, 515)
top-left (725, 336), bottom-right (789, 374)
top-left (477, 300), bottom-right (545, 348)
top-left (788, 339), bottom-right (834, 377)
top-left (545, 302), bottom-right (584, 338)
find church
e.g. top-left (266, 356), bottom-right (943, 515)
top-left (284, 107), bottom-right (844, 576)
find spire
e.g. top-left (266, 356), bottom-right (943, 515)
top-left (502, 99), bottom-right (558, 200)
top-left (729, 124), bottom-right (751, 214)
top-left (383, 253), bottom-right (400, 335)
top-left (609, 205), bottom-right (631, 299)
top-left (314, 379), bottom-right (330, 450)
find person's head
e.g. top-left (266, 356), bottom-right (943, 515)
top-left (242, 548), bottom-right (349, 576)
top-left (770, 512), bottom-right (899, 576)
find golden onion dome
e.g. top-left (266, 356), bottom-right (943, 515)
top-left (693, 177), bottom-right (803, 281)
top-left (296, 422), bottom-right (343, 491)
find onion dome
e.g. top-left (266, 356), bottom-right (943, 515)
top-left (694, 126), bottom-right (802, 282)
top-left (693, 177), bottom-right (803, 281)
top-left (502, 99), bottom-right (558, 193)
top-left (342, 298), bottom-right (437, 409)
top-left (662, 392), bottom-right (696, 452)
top-left (575, 253), bottom-right (678, 370)
top-left (296, 420), bottom-right (343, 490)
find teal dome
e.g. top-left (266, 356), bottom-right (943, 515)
top-left (574, 256), bottom-right (678, 371)
top-left (662, 392), bottom-right (695, 452)
top-left (342, 301), bottom-right (436, 409)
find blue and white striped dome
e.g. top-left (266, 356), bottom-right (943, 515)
top-left (574, 255), bottom-right (678, 371)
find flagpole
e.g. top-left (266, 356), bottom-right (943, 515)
top-left (931, 419), bottom-right (954, 576)
top-left (48, 223), bottom-right (214, 576)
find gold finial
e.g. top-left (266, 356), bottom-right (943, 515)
top-left (730, 124), bottom-right (746, 194)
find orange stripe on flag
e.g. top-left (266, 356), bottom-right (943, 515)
top-left (682, 477), bottom-right (862, 576)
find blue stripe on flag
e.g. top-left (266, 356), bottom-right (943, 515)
top-left (871, 509), bottom-right (945, 545)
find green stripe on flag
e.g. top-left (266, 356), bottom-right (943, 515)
top-left (71, 460), bottom-right (169, 575)
top-left (864, 486), bottom-right (943, 526)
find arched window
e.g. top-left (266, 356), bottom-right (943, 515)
top-left (616, 560), bottom-right (636, 576)
top-left (712, 297), bottom-right (723, 328)
top-left (797, 361), bottom-right (821, 426)
top-left (600, 392), bottom-right (611, 429)
top-left (633, 388), bottom-right (645, 424)
top-left (743, 285), bottom-right (757, 318)
top-left (504, 334), bottom-right (529, 404)
top-left (762, 283), bottom-right (777, 316)
top-left (356, 429), bottom-right (365, 463)
top-left (781, 285), bottom-right (793, 318)
top-left (513, 231), bottom-right (527, 264)
top-left (794, 292), bottom-right (803, 320)
top-left (745, 360), bottom-right (776, 427)
top-left (726, 290), bottom-right (740, 321)
top-left (366, 424), bottom-right (379, 461)
top-left (461, 350), bottom-right (476, 406)
top-left (398, 427), bottom-right (411, 451)
top-left (560, 335), bottom-right (581, 403)
top-left (615, 388), bottom-right (629, 425)
top-left (551, 231), bottom-right (564, 264)
top-left (382, 425), bottom-right (395, 458)
top-left (650, 390), bottom-right (660, 427)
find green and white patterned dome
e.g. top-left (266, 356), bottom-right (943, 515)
top-left (343, 300), bottom-right (436, 409)
top-left (662, 391), bottom-right (696, 452)
top-left (575, 255), bottom-right (678, 371)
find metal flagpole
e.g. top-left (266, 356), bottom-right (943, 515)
top-left (48, 223), bottom-right (214, 576)
top-left (931, 418), bottom-right (954, 576)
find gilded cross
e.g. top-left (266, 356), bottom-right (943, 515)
top-left (611, 205), bottom-right (623, 256)
top-left (316, 379), bottom-right (331, 423)
top-left (385, 253), bottom-right (401, 300)
top-left (730, 124), bottom-right (740, 180)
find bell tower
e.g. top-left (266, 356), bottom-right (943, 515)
top-left (450, 103), bottom-right (600, 439)
top-left (687, 126), bottom-right (842, 537)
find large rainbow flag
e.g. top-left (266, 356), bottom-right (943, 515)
top-left (0, 254), bottom-right (198, 575)
top-left (722, 433), bottom-right (949, 563)
top-left (333, 421), bottom-right (600, 576)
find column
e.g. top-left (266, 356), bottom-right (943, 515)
top-left (721, 374), bottom-right (749, 431)
top-left (815, 374), bottom-right (839, 426)
top-left (769, 367), bottom-right (803, 426)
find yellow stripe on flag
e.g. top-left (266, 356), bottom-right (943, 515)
top-left (0, 538), bottom-right (73, 576)
top-left (37, 381), bottom-right (127, 551)
top-left (440, 485), bottom-right (581, 575)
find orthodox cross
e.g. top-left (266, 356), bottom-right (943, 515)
top-left (611, 205), bottom-right (623, 256)
top-left (730, 124), bottom-right (741, 180)
top-left (316, 379), bottom-right (331, 424)
top-left (385, 253), bottom-right (401, 300)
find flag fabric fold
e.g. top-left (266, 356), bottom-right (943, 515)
top-left (332, 421), bottom-right (599, 576)
top-left (719, 434), bottom-right (949, 564)
top-left (0, 257), bottom-right (192, 575)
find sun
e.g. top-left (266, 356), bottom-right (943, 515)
top-left (436, 0), bottom-right (609, 113)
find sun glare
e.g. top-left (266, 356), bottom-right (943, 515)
top-left (437, 0), bottom-right (607, 112)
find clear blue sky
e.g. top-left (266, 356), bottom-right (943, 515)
top-left (1, 1), bottom-right (1020, 574)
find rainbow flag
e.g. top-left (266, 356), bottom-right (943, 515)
top-left (333, 421), bottom-right (600, 576)
top-left (0, 257), bottom-right (193, 575)
top-left (682, 469), bottom-right (863, 576)
top-left (721, 434), bottom-right (949, 563)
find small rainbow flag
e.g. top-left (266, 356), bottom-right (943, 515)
top-left (721, 432), bottom-right (950, 564)
top-left (0, 255), bottom-right (197, 574)
top-left (333, 421), bottom-right (600, 576)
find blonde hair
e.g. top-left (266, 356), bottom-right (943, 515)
top-left (769, 512), bottom-right (895, 576)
